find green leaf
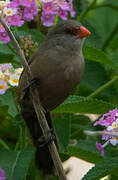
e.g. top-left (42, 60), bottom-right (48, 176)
top-left (68, 139), bottom-right (102, 164)
top-left (0, 147), bottom-right (35, 180)
top-left (0, 90), bottom-right (18, 117)
top-left (53, 114), bottom-right (71, 152)
top-left (82, 157), bottom-right (118, 180)
top-left (53, 96), bottom-right (116, 114)
top-left (83, 45), bottom-right (117, 68)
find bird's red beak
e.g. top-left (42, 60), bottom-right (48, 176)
top-left (78, 26), bottom-right (91, 38)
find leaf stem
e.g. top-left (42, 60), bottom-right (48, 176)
top-left (87, 76), bottom-right (118, 99)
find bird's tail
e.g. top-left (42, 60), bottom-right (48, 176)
top-left (20, 101), bottom-right (58, 174)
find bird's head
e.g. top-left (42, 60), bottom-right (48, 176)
top-left (47, 20), bottom-right (91, 40)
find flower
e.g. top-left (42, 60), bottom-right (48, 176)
top-left (23, 2), bottom-right (38, 21)
top-left (40, 0), bottom-right (75, 27)
top-left (0, 31), bottom-right (10, 43)
top-left (15, 67), bottom-right (23, 76)
top-left (96, 142), bottom-right (104, 156)
top-left (3, 7), bottom-right (17, 16)
top-left (41, 12), bottom-right (55, 27)
top-left (0, 0), bottom-right (38, 43)
top-left (94, 108), bottom-right (118, 156)
top-left (57, 0), bottom-right (69, 10)
top-left (0, 79), bottom-right (9, 94)
top-left (42, 2), bottom-right (56, 14)
top-left (8, 15), bottom-right (24, 26)
top-left (41, 0), bottom-right (53, 3)
top-left (94, 108), bottom-right (118, 127)
top-left (0, 168), bottom-right (5, 180)
top-left (58, 8), bottom-right (68, 20)
top-left (8, 74), bottom-right (20, 86)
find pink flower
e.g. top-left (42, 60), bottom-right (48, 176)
top-left (0, 31), bottom-right (10, 43)
top-left (57, 0), bottom-right (69, 10)
top-left (41, 13), bottom-right (55, 27)
top-left (58, 8), bottom-right (68, 20)
top-left (0, 168), bottom-right (5, 180)
top-left (8, 15), bottom-right (24, 26)
top-left (23, 2), bottom-right (38, 21)
top-left (96, 142), bottom-right (104, 156)
top-left (94, 108), bottom-right (118, 127)
top-left (42, 2), bottom-right (56, 14)
top-left (41, 0), bottom-right (53, 3)
top-left (68, 0), bottom-right (75, 17)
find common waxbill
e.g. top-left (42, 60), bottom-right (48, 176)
top-left (17, 20), bottom-right (90, 174)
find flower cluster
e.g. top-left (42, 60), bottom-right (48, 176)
top-left (94, 108), bottom-right (118, 156)
top-left (0, 168), bottom-right (5, 180)
top-left (40, 0), bottom-right (75, 27)
top-left (0, 63), bottom-right (23, 94)
top-left (0, 0), bottom-right (38, 43)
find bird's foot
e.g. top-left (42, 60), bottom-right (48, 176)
top-left (23, 77), bottom-right (40, 92)
top-left (38, 129), bottom-right (56, 148)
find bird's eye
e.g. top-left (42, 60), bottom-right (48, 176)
top-left (65, 28), bottom-right (72, 34)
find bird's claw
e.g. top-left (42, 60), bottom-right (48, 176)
top-left (23, 77), bottom-right (40, 92)
top-left (38, 129), bottom-right (56, 148)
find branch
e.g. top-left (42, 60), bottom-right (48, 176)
top-left (84, 130), bottom-right (118, 137)
top-left (0, 17), bottom-right (67, 180)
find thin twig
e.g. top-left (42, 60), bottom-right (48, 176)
top-left (0, 17), bottom-right (67, 180)
top-left (84, 130), bottom-right (118, 137)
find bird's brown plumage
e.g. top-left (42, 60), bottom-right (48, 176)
top-left (17, 20), bottom-right (90, 175)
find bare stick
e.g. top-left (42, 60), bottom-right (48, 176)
top-left (0, 17), bottom-right (67, 180)
top-left (84, 130), bottom-right (118, 137)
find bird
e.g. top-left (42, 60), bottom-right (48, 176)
top-left (17, 20), bottom-right (90, 175)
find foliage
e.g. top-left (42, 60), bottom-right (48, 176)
top-left (1, 0), bottom-right (118, 179)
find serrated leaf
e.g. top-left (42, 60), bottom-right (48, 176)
top-left (0, 147), bottom-right (35, 180)
top-left (53, 96), bottom-right (116, 114)
top-left (0, 90), bottom-right (18, 117)
top-left (83, 45), bottom-right (117, 68)
top-left (82, 157), bottom-right (118, 180)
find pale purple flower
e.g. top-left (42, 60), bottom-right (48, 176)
top-left (96, 142), bottom-right (104, 156)
top-left (41, 0), bottom-right (53, 3)
top-left (0, 31), bottom-right (10, 43)
top-left (94, 108), bottom-right (118, 156)
top-left (57, 0), bottom-right (69, 10)
top-left (23, 2), bottom-right (38, 21)
top-left (0, 168), bottom-right (5, 180)
top-left (94, 108), bottom-right (118, 127)
top-left (58, 8), bottom-right (68, 20)
top-left (8, 15), bottom-right (24, 26)
top-left (42, 2), bottom-right (56, 14)
top-left (41, 13), bottom-right (55, 27)
top-left (10, 0), bottom-right (36, 7)
top-left (0, 80), bottom-right (9, 94)
top-left (68, 0), bottom-right (75, 17)
top-left (0, 63), bottom-right (13, 71)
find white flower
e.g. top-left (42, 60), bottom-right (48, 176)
top-left (0, 0), bottom-right (10, 7)
top-left (4, 7), bottom-right (17, 16)
top-left (15, 68), bottom-right (23, 76)
top-left (107, 121), bottom-right (118, 131)
top-left (8, 74), bottom-right (20, 86)
top-left (110, 138), bottom-right (118, 146)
